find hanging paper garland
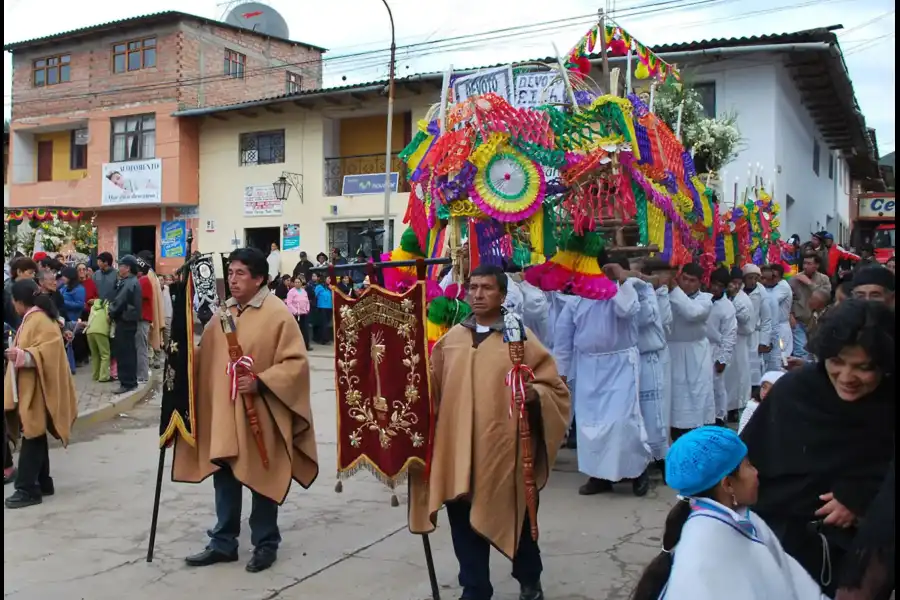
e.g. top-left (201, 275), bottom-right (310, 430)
top-left (4, 208), bottom-right (84, 223)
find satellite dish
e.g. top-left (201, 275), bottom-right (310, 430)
top-left (225, 2), bottom-right (290, 39)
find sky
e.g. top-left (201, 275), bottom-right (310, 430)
top-left (3, 0), bottom-right (895, 155)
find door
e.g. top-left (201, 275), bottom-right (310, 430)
top-left (118, 226), bottom-right (132, 257)
top-left (37, 140), bottom-right (54, 182)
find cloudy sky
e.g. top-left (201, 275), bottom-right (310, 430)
top-left (3, 0), bottom-right (895, 154)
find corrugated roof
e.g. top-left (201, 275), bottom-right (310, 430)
top-left (644, 25), bottom-right (844, 54)
top-left (2, 10), bottom-right (327, 53)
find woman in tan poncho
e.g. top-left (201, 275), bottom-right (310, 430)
top-left (4, 278), bottom-right (78, 509)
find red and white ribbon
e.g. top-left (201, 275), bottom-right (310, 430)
top-left (505, 364), bottom-right (535, 418)
top-left (226, 356), bottom-right (255, 401)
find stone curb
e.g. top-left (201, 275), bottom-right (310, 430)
top-left (73, 372), bottom-right (160, 430)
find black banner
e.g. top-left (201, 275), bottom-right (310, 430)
top-left (158, 277), bottom-right (197, 448)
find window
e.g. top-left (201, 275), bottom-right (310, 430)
top-left (224, 49), bottom-right (246, 79)
top-left (33, 54), bottom-right (71, 87)
top-left (828, 154), bottom-right (834, 180)
top-left (693, 82), bottom-right (716, 119)
top-left (286, 71), bottom-right (302, 94)
top-left (112, 38), bottom-right (156, 73)
top-left (70, 129), bottom-right (88, 170)
top-left (239, 130), bottom-right (285, 166)
top-left (813, 140), bottom-right (821, 176)
top-left (110, 114), bottom-right (156, 162)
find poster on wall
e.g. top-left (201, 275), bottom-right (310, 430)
top-left (244, 185), bottom-right (283, 217)
top-left (513, 71), bottom-right (566, 109)
top-left (160, 220), bottom-right (187, 258)
top-left (451, 66), bottom-right (514, 104)
top-left (101, 159), bottom-right (162, 206)
top-left (283, 224), bottom-right (300, 250)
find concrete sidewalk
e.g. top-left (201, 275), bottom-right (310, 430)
top-left (71, 365), bottom-right (158, 427)
top-left (4, 355), bottom-right (673, 600)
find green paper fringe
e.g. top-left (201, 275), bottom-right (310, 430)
top-left (428, 297), bottom-right (472, 327)
top-left (399, 227), bottom-right (423, 256)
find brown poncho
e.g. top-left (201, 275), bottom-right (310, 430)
top-left (172, 288), bottom-right (319, 503)
top-left (4, 308), bottom-right (78, 445)
top-left (146, 269), bottom-right (166, 352)
top-left (408, 322), bottom-right (570, 558)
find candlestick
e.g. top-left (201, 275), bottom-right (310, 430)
top-left (675, 101), bottom-right (684, 141)
top-left (649, 83), bottom-right (656, 114)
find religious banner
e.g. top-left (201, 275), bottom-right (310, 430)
top-left (158, 276), bottom-right (197, 447)
top-left (334, 281), bottom-right (434, 489)
top-left (190, 254), bottom-right (219, 316)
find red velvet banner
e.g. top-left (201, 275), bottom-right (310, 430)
top-left (334, 282), bottom-right (433, 487)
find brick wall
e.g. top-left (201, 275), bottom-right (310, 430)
top-left (10, 16), bottom-right (324, 121)
top-left (177, 20), bottom-right (322, 110)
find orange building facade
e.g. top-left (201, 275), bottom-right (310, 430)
top-left (5, 10), bottom-right (323, 273)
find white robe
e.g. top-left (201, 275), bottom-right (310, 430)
top-left (666, 287), bottom-right (715, 429)
top-left (503, 277), bottom-right (525, 317)
top-left (266, 250), bottom-right (281, 283)
top-left (554, 282), bottom-right (651, 481)
top-left (766, 279), bottom-right (793, 371)
top-left (663, 499), bottom-right (827, 600)
top-left (706, 296), bottom-right (737, 422)
top-left (725, 291), bottom-right (754, 412)
top-left (656, 287), bottom-right (673, 434)
top-left (745, 284), bottom-right (772, 386)
top-left (518, 279), bottom-right (550, 348)
top-left (634, 279), bottom-right (668, 461)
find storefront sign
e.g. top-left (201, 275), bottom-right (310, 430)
top-left (283, 223), bottom-right (300, 250)
top-left (175, 206), bottom-right (199, 219)
top-left (514, 72), bottom-right (566, 109)
top-left (452, 66), bottom-right (514, 103)
top-left (160, 220), bottom-right (187, 258)
top-left (858, 196), bottom-right (896, 219)
top-left (101, 158), bottom-right (162, 206)
top-left (341, 173), bottom-right (399, 196)
top-left (243, 185), bottom-right (283, 216)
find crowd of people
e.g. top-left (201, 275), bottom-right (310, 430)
top-left (3, 249), bottom-right (172, 502)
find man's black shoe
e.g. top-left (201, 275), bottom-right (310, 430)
top-left (246, 548), bottom-right (277, 573)
top-left (40, 478), bottom-right (54, 496)
top-left (113, 386), bottom-right (137, 395)
top-left (519, 582), bottom-right (544, 600)
top-left (184, 548), bottom-right (239, 567)
top-left (578, 477), bottom-right (613, 496)
top-left (5, 490), bottom-right (42, 509)
top-left (632, 470), bottom-right (650, 497)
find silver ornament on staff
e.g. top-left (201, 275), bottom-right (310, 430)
top-left (7, 331), bottom-right (18, 405)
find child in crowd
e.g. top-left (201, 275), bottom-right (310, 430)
top-left (631, 426), bottom-right (827, 600)
top-left (738, 370), bottom-right (784, 434)
top-left (285, 276), bottom-right (312, 351)
top-left (314, 276), bottom-right (334, 344)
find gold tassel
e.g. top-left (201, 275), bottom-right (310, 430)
top-left (390, 493), bottom-right (400, 507)
top-left (335, 478), bottom-right (343, 493)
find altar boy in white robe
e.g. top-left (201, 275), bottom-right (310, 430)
top-left (706, 268), bottom-right (738, 426)
top-left (742, 264), bottom-right (772, 413)
top-left (554, 262), bottom-right (652, 497)
top-left (724, 267), bottom-right (753, 416)
top-left (761, 263), bottom-right (792, 371)
top-left (666, 263), bottom-right (714, 441)
top-left (633, 270), bottom-right (670, 470)
top-left (638, 258), bottom-right (674, 444)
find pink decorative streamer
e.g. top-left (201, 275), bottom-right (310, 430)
top-left (505, 364), bottom-right (535, 418)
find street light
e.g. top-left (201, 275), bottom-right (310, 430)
top-left (380, 0), bottom-right (396, 255)
top-left (272, 171), bottom-right (304, 203)
top-left (273, 176), bottom-right (290, 202)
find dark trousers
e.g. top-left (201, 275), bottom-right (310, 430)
top-left (114, 321), bottom-right (138, 389)
top-left (207, 467), bottom-right (281, 555)
top-left (315, 309), bottom-right (333, 344)
top-left (14, 434), bottom-right (50, 496)
top-left (446, 500), bottom-right (542, 600)
top-left (3, 412), bottom-right (13, 470)
top-left (671, 427), bottom-right (692, 443)
top-left (296, 315), bottom-right (311, 349)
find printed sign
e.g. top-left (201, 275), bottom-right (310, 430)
top-left (858, 196), bottom-right (896, 219)
top-left (341, 173), bottom-right (399, 196)
top-left (514, 72), bottom-right (566, 109)
top-left (244, 185), bottom-right (283, 216)
top-left (160, 220), bottom-right (187, 259)
top-left (451, 66), bottom-right (514, 103)
top-left (101, 159), bottom-right (162, 206)
top-left (175, 206), bottom-right (199, 219)
top-left (283, 223), bottom-right (300, 250)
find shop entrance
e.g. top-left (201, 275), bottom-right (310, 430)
top-left (117, 225), bottom-right (157, 258)
top-left (327, 220), bottom-right (394, 261)
top-left (245, 226), bottom-right (281, 254)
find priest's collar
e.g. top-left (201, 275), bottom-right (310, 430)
top-left (225, 286), bottom-right (269, 310)
top-left (461, 313), bottom-right (505, 333)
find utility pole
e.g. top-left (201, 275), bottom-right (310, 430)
top-left (380, 0), bottom-right (397, 255)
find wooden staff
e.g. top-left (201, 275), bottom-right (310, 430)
top-left (504, 314), bottom-right (539, 542)
top-left (220, 311), bottom-right (269, 469)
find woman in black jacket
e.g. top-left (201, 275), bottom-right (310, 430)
top-left (741, 299), bottom-right (895, 597)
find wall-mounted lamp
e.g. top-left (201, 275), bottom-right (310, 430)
top-left (273, 171), bottom-right (303, 203)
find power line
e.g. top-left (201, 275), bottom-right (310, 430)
top-left (843, 31), bottom-right (895, 55)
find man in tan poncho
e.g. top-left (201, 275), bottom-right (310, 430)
top-left (410, 264), bottom-right (570, 600)
top-left (174, 247), bottom-right (318, 573)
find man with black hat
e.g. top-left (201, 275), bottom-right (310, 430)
top-left (851, 265), bottom-right (895, 310)
top-left (108, 255), bottom-right (142, 393)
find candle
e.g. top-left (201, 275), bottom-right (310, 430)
top-left (649, 83), bottom-right (656, 113)
top-left (675, 101), bottom-right (684, 140)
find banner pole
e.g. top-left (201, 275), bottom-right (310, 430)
top-left (422, 534), bottom-right (441, 600)
top-left (146, 446), bottom-right (166, 562)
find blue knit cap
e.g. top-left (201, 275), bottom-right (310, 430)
top-left (665, 426), bottom-right (747, 496)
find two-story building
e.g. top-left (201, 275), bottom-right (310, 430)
top-left (4, 10), bottom-right (324, 272)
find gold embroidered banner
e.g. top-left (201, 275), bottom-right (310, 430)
top-left (334, 282), bottom-right (434, 487)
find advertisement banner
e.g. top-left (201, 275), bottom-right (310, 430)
top-left (102, 159), bottom-right (162, 206)
top-left (160, 220), bottom-right (187, 259)
top-left (858, 196), bottom-right (896, 220)
top-left (244, 185), bottom-right (283, 217)
top-left (341, 173), bottom-right (399, 196)
top-left (283, 223), bottom-right (300, 250)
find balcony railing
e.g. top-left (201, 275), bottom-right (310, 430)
top-left (324, 152), bottom-right (410, 197)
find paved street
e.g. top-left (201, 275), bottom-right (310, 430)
top-left (4, 353), bottom-right (674, 600)
top-left (72, 366), bottom-right (157, 418)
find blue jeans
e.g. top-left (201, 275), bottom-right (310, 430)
top-left (446, 500), bottom-right (542, 599)
top-left (792, 323), bottom-right (809, 360)
top-left (206, 467), bottom-right (281, 555)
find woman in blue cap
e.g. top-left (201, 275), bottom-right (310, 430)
top-left (630, 426), bottom-right (827, 600)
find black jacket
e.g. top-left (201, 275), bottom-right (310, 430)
top-left (109, 274), bottom-right (142, 323)
top-left (292, 259), bottom-right (314, 280)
